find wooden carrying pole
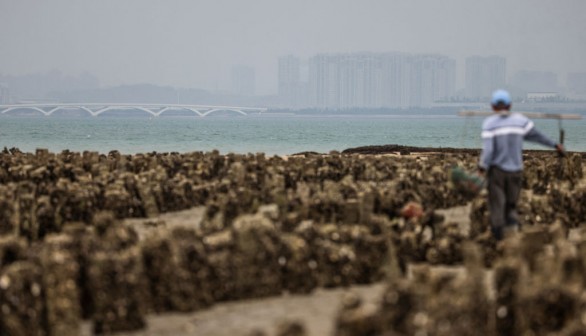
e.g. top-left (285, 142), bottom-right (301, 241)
top-left (458, 110), bottom-right (582, 151)
top-left (458, 110), bottom-right (583, 120)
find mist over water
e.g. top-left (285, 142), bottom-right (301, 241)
top-left (1, 115), bottom-right (583, 155)
top-left (1, 1), bottom-right (584, 154)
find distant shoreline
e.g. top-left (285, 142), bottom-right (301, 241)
top-left (4, 144), bottom-right (584, 157)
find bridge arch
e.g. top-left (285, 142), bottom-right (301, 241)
top-left (201, 109), bottom-right (247, 117)
top-left (154, 107), bottom-right (203, 117)
top-left (45, 106), bottom-right (93, 116)
top-left (154, 107), bottom-right (170, 116)
top-left (93, 106), bottom-right (158, 117)
top-left (1, 104), bottom-right (267, 117)
top-left (1, 106), bottom-right (49, 116)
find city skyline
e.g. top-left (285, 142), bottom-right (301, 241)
top-left (2, 54), bottom-right (586, 107)
top-left (1, 50), bottom-right (583, 93)
top-left (1, 0), bottom-right (585, 96)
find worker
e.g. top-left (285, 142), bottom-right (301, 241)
top-left (478, 89), bottom-right (564, 240)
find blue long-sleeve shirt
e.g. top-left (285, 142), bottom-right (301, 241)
top-left (479, 112), bottom-right (557, 172)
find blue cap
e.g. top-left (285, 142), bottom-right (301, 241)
top-left (491, 89), bottom-right (512, 106)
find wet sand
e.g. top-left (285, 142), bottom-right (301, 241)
top-left (78, 205), bottom-right (473, 336)
top-left (81, 284), bottom-right (386, 336)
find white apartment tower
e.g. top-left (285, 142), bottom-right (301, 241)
top-left (278, 55), bottom-right (301, 108)
top-left (307, 52), bottom-right (456, 109)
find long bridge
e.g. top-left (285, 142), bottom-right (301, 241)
top-left (0, 103), bottom-right (268, 117)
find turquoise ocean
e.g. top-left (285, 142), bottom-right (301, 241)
top-left (1, 114), bottom-right (585, 155)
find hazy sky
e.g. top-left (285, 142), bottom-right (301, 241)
top-left (1, 0), bottom-right (585, 94)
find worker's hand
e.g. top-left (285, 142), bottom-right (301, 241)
top-left (555, 143), bottom-right (566, 157)
top-left (477, 166), bottom-right (486, 176)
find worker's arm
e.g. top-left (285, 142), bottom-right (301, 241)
top-left (524, 125), bottom-right (565, 155)
top-left (524, 125), bottom-right (557, 148)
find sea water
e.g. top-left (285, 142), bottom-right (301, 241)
top-left (1, 114), bottom-right (584, 155)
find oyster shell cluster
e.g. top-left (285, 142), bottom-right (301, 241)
top-left (334, 225), bottom-right (586, 336)
top-left (0, 147), bottom-right (583, 335)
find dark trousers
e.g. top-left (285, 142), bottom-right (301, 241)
top-left (487, 166), bottom-right (522, 240)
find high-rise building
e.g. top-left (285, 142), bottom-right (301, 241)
top-left (567, 72), bottom-right (586, 93)
top-left (407, 54), bottom-right (456, 107)
top-left (278, 55), bottom-right (302, 108)
top-left (465, 56), bottom-right (506, 99)
top-left (306, 52), bottom-right (456, 109)
top-left (0, 83), bottom-right (10, 104)
top-left (511, 71), bottom-right (558, 93)
top-left (230, 65), bottom-right (255, 96)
